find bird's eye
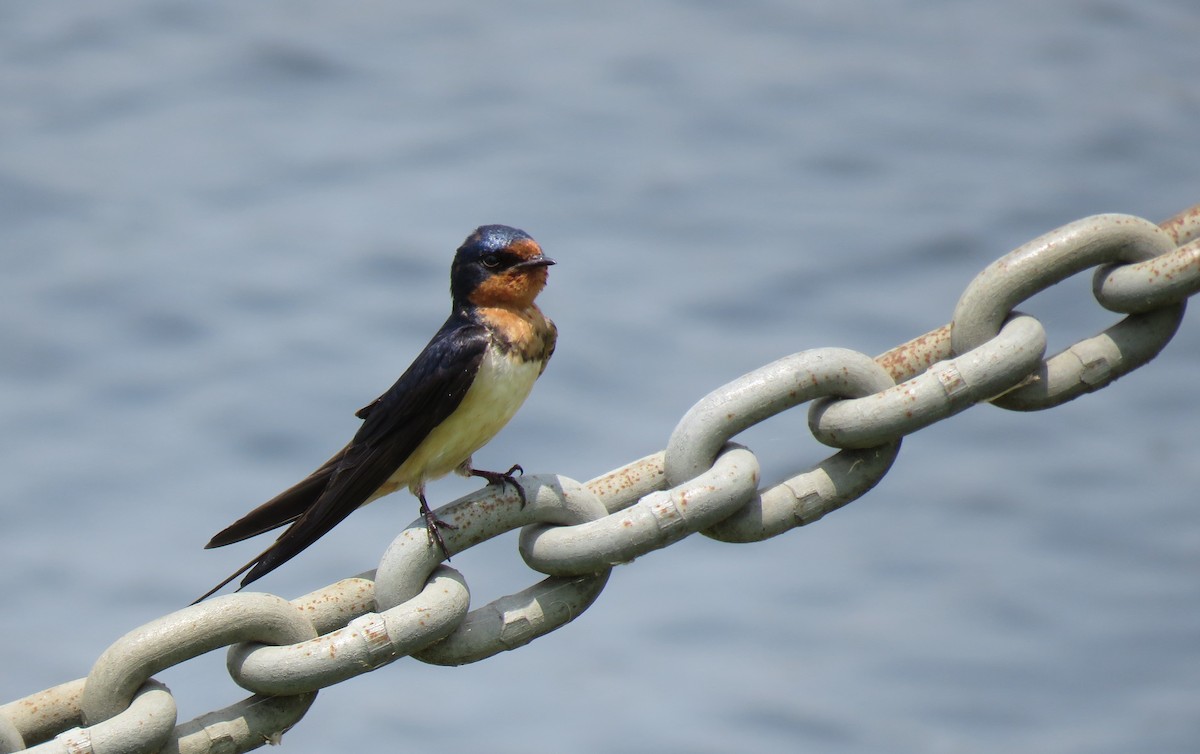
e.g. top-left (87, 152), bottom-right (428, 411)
top-left (481, 253), bottom-right (501, 269)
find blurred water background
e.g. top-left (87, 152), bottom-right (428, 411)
top-left (2, 2), bottom-right (1198, 752)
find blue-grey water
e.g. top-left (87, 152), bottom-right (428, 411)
top-left (2, 2), bottom-right (1198, 752)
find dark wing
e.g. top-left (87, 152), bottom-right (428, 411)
top-left (195, 316), bottom-right (489, 602)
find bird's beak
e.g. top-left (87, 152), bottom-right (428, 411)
top-left (515, 254), bottom-right (556, 269)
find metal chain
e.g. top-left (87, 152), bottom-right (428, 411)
top-left (3, 204), bottom-right (1198, 754)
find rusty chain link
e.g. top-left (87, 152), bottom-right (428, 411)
top-left (2, 203), bottom-right (1198, 754)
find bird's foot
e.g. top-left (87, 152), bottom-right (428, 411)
top-left (418, 496), bottom-right (455, 559)
top-left (471, 463), bottom-right (526, 506)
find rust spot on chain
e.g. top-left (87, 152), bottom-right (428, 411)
top-left (587, 455), bottom-right (665, 498)
top-left (1159, 203), bottom-right (1200, 245)
top-left (874, 323), bottom-right (952, 382)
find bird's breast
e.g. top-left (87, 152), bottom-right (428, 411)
top-left (383, 343), bottom-right (546, 495)
top-left (479, 304), bottom-right (557, 366)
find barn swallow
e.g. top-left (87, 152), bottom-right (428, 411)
top-left (195, 225), bottom-right (556, 602)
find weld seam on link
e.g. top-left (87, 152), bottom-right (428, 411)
top-left (782, 479), bottom-right (828, 521)
top-left (1074, 346), bottom-right (1107, 385)
top-left (227, 567), bottom-right (470, 696)
top-left (349, 613), bottom-right (394, 665)
top-left (648, 490), bottom-right (687, 534)
top-left (934, 362), bottom-right (967, 398)
top-left (809, 314), bottom-right (1046, 448)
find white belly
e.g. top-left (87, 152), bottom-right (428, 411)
top-left (370, 345), bottom-right (543, 499)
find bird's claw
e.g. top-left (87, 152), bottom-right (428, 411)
top-left (422, 506), bottom-right (455, 559)
top-left (471, 463), bottom-right (527, 506)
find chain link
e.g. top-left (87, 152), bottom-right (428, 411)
top-left (951, 214), bottom-right (1186, 411)
top-left (810, 314), bottom-right (1046, 447)
top-left (2, 203), bottom-right (1198, 754)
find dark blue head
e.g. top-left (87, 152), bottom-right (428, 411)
top-left (451, 225), bottom-right (555, 307)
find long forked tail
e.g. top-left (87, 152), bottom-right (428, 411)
top-left (192, 492), bottom-right (364, 604)
top-left (191, 555), bottom-right (262, 604)
top-left (204, 453), bottom-right (342, 549)
top-left (195, 438), bottom-right (415, 603)
top-left (194, 452), bottom-right (344, 603)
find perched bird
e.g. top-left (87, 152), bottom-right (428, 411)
top-left (195, 225), bottom-right (556, 602)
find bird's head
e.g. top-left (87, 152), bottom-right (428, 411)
top-left (451, 225), bottom-right (555, 308)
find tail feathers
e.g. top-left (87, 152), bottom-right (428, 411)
top-left (195, 450), bottom-right (347, 603)
top-left (191, 555), bottom-right (261, 604)
top-left (205, 452), bottom-right (343, 549)
top-left (196, 441), bottom-right (398, 603)
top-left (193, 497), bottom-right (357, 604)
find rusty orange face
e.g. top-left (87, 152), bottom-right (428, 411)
top-left (467, 237), bottom-right (554, 309)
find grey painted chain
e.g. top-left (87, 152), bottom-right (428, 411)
top-left (3, 204), bottom-right (1198, 754)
